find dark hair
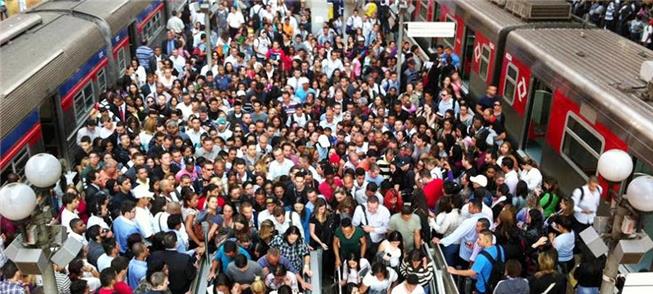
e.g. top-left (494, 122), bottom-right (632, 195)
top-left (505, 259), bottom-right (522, 277)
top-left (86, 225), bottom-right (102, 242)
top-left (63, 192), bottom-right (78, 206)
top-left (477, 218), bottom-right (491, 230)
top-left (2, 260), bottom-right (19, 279)
top-left (234, 254), bottom-right (248, 268)
top-left (102, 237), bottom-right (116, 255)
top-left (167, 213), bottom-right (183, 229)
top-left (370, 262), bottom-right (389, 279)
top-left (70, 279), bottom-right (88, 294)
top-left (223, 240), bottom-right (238, 254)
top-left (100, 268), bottom-right (116, 287)
top-left (111, 256), bottom-right (130, 273)
top-left (283, 226), bottom-right (303, 242)
top-left (163, 231), bottom-right (178, 249)
top-left (120, 201), bottom-right (136, 214)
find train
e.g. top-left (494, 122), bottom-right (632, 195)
top-left (407, 0), bottom-right (653, 194)
top-left (0, 0), bottom-right (186, 183)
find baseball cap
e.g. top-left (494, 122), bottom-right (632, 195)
top-left (395, 156), bottom-right (411, 167)
top-left (265, 197), bottom-right (276, 205)
top-left (216, 117), bottom-right (227, 125)
top-left (470, 175), bottom-right (488, 188)
top-left (132, 184), bottom-right (154, 199)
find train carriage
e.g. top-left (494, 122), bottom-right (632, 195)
top-left (501, 28), bottom-right (653, 193)
top-left (0, 0), bottom-right (181, 182)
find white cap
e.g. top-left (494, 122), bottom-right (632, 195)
top-left (470, 175), bottom-right (488, 188)
top-left (237, 90), bottom-right (246, 97)
top-left (132, 184), bottom-right (154, 199)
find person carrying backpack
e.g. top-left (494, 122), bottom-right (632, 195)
top-left (447, 230), bottom-right (504, 294)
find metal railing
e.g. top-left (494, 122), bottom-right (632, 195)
top-left (192, 222), bottom-right (212, 294)
top-left (423, 242), bottom-right (460, 294)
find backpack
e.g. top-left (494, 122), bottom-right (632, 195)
top-left (251, 6), bottom-right (263, 30)
top-left (479, 245), bottom-right (505, 293)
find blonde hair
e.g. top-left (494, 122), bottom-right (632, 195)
top-left (258, 220), bottom-right (276, 243)
top-left (251, 276), bottom-right (266, 294)
top-left (535, 250), bottom-right (557, 278)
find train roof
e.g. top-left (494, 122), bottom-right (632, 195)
top-left (441, 0), bottom-right (525, 38)
top-left (34, 0), bottom-right (153, 34)
top-left (0, 12), bottom-right (103, 138)
top-left (507, 28), bottom-right (653, 164)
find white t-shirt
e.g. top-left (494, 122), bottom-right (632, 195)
top-left (362, 267), bottom-right (398, 292)
top-left (391, 282), bottom-right (425, 294)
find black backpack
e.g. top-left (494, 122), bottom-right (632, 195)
top-left (479, 245), bottom-right (505, 292)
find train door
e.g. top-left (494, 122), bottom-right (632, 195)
top-left (522, 78), bottom-right (552, 163)
top-left (39, 95), bottom-right (64, 157)
top-left (461, 27), bottom-right (476, 85)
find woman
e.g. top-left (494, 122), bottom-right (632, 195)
top-left (574, 251), bottom-right (604, 294)
top-left (512, 180), bottom-right (529, 210)
top-left (383, 188), bottom-right (403, 214)
top-left (528, 250), bottom-right (567, 294)
top-left (376, 231), bottom-right (403, 269)
top-left (399, 249), bottom-right (434, 294)
top-left (292, 199), bottom-right (312, 244)
top-left (457, 104), bottom-right (474, 127)
top-left (340, 252), bottom-right (370, 293)
top-left (516, 193), bottom-right (542, 227)
top-left (208, 202), bottom-right (236, 245)
top-left (429, 196), bottom-right (462, 266)
top-left (256, 219), bottom-right (277, 256)
top-left (265, 264), bottom-right (299, 293)
top-left (359, 262), bottom-right (398, 294)
top-left (534, 215), bottom-right (575, 274)
top-left (269, 226), bottom-right (311, 276)
top-left (539, 177), bottom-right (561, 218)
top-left (309, 198), bottom-right (336, 250)
top-left (182, 189), bottom-right (202, 247)
top-left (415, 103), bottom-right (437, 129)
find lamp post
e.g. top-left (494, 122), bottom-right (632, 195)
top-left (200, 1), bottom-right (212, 67)
top-left (0, 153), bottom-right (70, 294)
top-left (597, 150), bottom-right (653, 294)
top-left (396, 0), bottom-right (407, 89)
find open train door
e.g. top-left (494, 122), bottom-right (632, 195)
top-left (522, 83), bottom-right (552, 164)
top-left (39, 95), bottom-right (65, 159)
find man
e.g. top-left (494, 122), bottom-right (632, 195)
top-left (0, 261), bottom-right (27, 294)
top-left (97, 237), bottom-right (119, 272)
top-left (87, 225), bottom-right (109, 268)
top-left (109, 257), bottom-right (131, 294)
top-left (76, 118), bottom-right (99, 145)
top-left (196, 136), bottom-right (220, 161)
top-left (434, 199), bottom-right (491, 265)
top-left (226, 254), bottom-right (264, 288)
top-left (493, 259), bottom-right (529, 294)
top-left (391, 274), bottom-right (425, 294)
top-left (448, 230), bottom-right (504, 294)
top-left (257, 248), bottom-right (295, 276)
top-left (501, 157), bottom-right (519, 196)
top-left (132, 185), bottom-right (154, 239)
top-left (271, 206), bottom-right (304, 239)
top-left (61, 192), bottom-right (80, 234)
top-left (267, 148), bottom-right (295, 181)
top-left (352, 196), bottom-right (390, 257)
top-left (355, 182), bottom-right (383, 206)
top-left (210, 240), bottom-right (252, 279)
top-left (166, 10), bottom-right (184, 34)
top-left (389, 205), bottom-right (422, 253)
top-left (476, 86), bottom-right (499, 114)
top-left (148, 232), bottom-right (196, 294)
top-left (112, 201), bottom-right (140, 253)
top-left (571, 175), bottom-right (602, 233)
top-left (68, 218), bottom-right (88, 246)
top-left (127, 242), bottom-right (149, 289)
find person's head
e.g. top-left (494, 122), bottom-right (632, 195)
top-left (505, 259), bottom-right (522, 277)
top-left (537, 249), bottom-right (558, 274)
top-left (469, 198), bottom-right (482, 214)
top-left (587, 175), bottom-right (600, 192)
top-left (100, 268), bottom-right (117, 288)
top-left (283, 225), bottom-right (302, 244)
top-left (120, 201), bottom-right (137, 220)
top-left (223, 240), bottom-right (239, 257)
top-left (162, 231), bottom-right (178, 249)
top-left (387, 231), bottom-right (403, 249)
top-left (70, 279), bottom-right (89, 294)
top-left (102, 237), bottom-right (118, 256)
top-left (110, 256), bottom-right (129, 278)
top-left (404, 274), bottom-right (420, 292)
top-left (63, 192), bottom-right (80, 210)
top-left (150, 272), bottom-right (168, 291)
top-left (477, 229), bottom-right (494, 248)
top-left (70, 218), bottom-right (86, 234)
top-left (476, 217), bottom-right (491, 233)
top-left (367, 195), bottom-right (380, 213)
top-left (370, 262), bottom-right (389, 281)
top-left (234, 254), bottom-right (249, 271)
top-left (2, 260), bottom-right (21, 281)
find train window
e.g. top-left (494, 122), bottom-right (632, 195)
top-left (443, 15), bottom-right (455, 49)
top-left (479, 45), bottom-right (491, 81)
top-left (503, 63), bottom-right (518, 104)
top-left (141, 11), bottom-right (164, 44)
top-left (97, 68), bottom-right (107, 93)
top-left (0, 147), bottom-right (30, 184)
top-left (73, 82), bottom-right (96, 123)
top-left (117, 47), bottom-right (128, 76)
top-left (561, 113), bottom-right (605, 178)
top-left (419, 0), bottom-right (429, 21)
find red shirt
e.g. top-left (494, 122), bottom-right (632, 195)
top-left (423, 178), bottom-right (444, 209)
top-left (114, 281), bottom-right (132, 294)
top-left (318, 178), bottom-right (343, 202)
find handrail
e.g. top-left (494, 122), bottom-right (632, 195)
top-left (336, 263), bottom-right (343, 294)
top-left (423, 242), bottom-right (460, 294)
top-left (192, 222), bottom-right (212, 294)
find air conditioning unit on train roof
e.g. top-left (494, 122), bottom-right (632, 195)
top-left (505, 0), bottom-right (571, 21)
top-left (490, 0), bottom-right (507, 7)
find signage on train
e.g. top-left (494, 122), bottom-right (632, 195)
top-left (406, 22), bottom-right (455, 38)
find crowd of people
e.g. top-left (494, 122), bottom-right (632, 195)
top-left (570, 0), bottom-right (653, 48)
top-left (0, 0), bottom-right (614, 294)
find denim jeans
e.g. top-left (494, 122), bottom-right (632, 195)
top-left (442, 243), bottom-right (460, 267)
top-left (576, 286), bottom-right (599, 294)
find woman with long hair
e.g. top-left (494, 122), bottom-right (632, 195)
top-left (269, 226), bottom-right (311, 279)
top-left (528, 250), bottom-right (567, 293)
top-left (376, 231), bottom-right (403, 269)
top-left (539, 177), bottom-right (561, 218)
top-left (399, 249), bottom-right (435, 294)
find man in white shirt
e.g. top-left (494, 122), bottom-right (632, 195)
top-left (132, 185), bottom-right (156, 239)
top-left (434, 199), bottom-right (490, 263)
top-left (61, 192), bottom-right (80, 234)
top-left (76, 118), bottom-right (99, 146)
top-left (519, 159), bottom-right (543, 192)
top-left (286, 69), bottom-right (309, 91)
top-left (352, 196), bottom-right (390, 249)
top-left (68, 218), bottom-right (88, 246)
top-left (391, 274), bottom-right (425, 294)
top-left (185, 116), bottom-right (206, 148)
top-left (571, 176), bottom-right (602, 233)
top-left (267, 148), bottom-right (295, 181)
top-left (166, 10), bottom-right (185, 34)
top-left (501, 157), bottom-right (520, 196)
top-left (271, 206), bottom-right (305, 240)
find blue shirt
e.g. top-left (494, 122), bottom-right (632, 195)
top-left (213, 245), bottom-right (252, 272)
top-left (554, 232), bottom-right (575, 262)
top-left (472, 245), bottom-right (504, 294)
top-left (128, 259), bottom-right (148, 289)
top-left (112, 216), bottom-right (141, 253)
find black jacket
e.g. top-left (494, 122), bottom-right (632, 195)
top-left (148, 249), bottom-right (196, 294)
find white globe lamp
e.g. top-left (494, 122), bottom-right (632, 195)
top-left (597, 149), bottom-right (633, 182)
top-left (24, 153), bottom-right (62, 188)
top-left (0, 183), bottom-right (37, 220)
top-left (625, 175), bottom-right (653, 212)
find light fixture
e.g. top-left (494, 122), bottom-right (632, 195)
top-left (597, 149), bottom-right (633, 182)
top-left (625, 175), bottom-right (653, 212)
top-left (24, 153), bottom-right (62, 188)
top-left (0, 183), bottom-right (37, 221)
